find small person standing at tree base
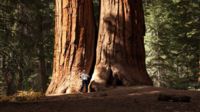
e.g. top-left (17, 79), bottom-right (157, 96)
top-left (80, 70), bottom-right (90, 93)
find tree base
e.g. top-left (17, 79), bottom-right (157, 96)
top-left (89, 64), bottom-right (153, 92)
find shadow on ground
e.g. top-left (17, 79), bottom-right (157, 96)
top-left (0, 86), bottom-right (200, 112)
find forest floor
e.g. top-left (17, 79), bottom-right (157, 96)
top-left (0, 86), bottom-right (200, 112)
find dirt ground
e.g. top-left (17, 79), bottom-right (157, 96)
top-left (0, 86), bottom-right (200, 112)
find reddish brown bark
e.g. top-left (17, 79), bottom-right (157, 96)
top-left (89, 0), bottom-right (152, 91)
top-left (47, 0), bottom-right (152, 95)
top-left (46, 0), bottom-right (96, 95)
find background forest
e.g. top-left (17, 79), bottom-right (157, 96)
top-left (0, 0), bottom-right (199, 96)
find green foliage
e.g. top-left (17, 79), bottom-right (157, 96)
top-left (0, 0), bottom-right (54, 95)
top-left (144, 0), bottom-right (200, 89)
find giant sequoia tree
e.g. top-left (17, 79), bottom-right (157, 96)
top-left (46, 0), bottom-right (152, 95)
top-left (89, 0), bottom-right (152, 91)
top-left (46, 0), bottom-right (96, 95)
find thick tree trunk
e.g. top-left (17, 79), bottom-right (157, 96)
top-left (89, 0), bottom-right (152, 91)
top-left (46, 0), bottom-right (96, 95)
